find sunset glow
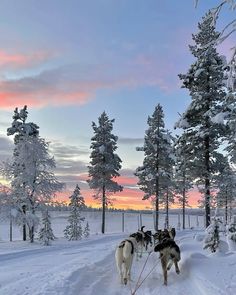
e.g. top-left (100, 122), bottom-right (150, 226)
top-left (0, 0), bottom-right (234, 210)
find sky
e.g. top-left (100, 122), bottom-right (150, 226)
top-left (0, 0), bottom-right (235, 210)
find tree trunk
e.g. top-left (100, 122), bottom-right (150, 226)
top-left (182, 170), bottom-right (186, 230)
top-left (155, 192), bottom-right (159, 231)
top-left (22, 205), bottom-right (27, 241)
top-left (30, 212), bottom-right (35, 243)
top-left (182, 189), bottom-right (186, 230)
top-left (155, 119), bottom-right (160, 231)
top-left (102, 185), bottom-right (106, 234)
top-left (225, 189), bottom-right (228, 225)
top-left (166, 189), bottom-right (169, 229)
top-left (205, 134), bottom-right (211, 228)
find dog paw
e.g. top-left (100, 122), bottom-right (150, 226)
top-left (176, 269), bottom-right (180, 274)
top-left (124, 278), bottom-right (127, 285)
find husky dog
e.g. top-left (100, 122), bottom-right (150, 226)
top-left (153, 229), bottom-right (170, 245)
top-left (129, 230), bottom-right (145, 258)
top-left (140, 226), bottom-right (153, 250)
top-left (115, 236), bottom-right (138, 285)
top-left (153, 228), bottom-right (176, 245)
top-left (154, 238), bottom-right (181, 285)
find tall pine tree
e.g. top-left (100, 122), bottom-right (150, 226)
top-left (87, 112), bottom-right (123, 234)
top-left (6, 105), bottom-right (39, 240)
top-left (174, 133), bottom-right (193, 229)
top-left (135, 104), bottom-right (175, 230)
top-left (215, 158), bottom-right (236, 225)
top-left (178, 11), bottom-right (227, 227)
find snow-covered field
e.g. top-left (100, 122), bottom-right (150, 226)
top-left (0, 210), bottom-right (205, 242)
top-left (0, 211), bottom-right (235, 295)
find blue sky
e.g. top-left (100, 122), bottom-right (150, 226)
top-left (0, 0), bottom-right (235, 208)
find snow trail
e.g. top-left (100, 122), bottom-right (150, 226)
top-left (0, 230), bottom-right (235, 295)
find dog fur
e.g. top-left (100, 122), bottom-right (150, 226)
top-left (129, 230), bottom-right (145, 258)
top-left (140, 226), bottom-right (153, 250)
top-left (115, 237), bottom-right (137, 285)
top-left (168, 227), bottom-right (176, 240)
top-left (153, 228), bottom-right (176, 245)
top-left (154, 238), bottom-right (181, 285)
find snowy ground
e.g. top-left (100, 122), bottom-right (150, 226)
top-left (0, 229), bottom-right (235, 295)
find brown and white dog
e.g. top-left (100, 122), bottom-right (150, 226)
top-left (115, 236), bottom-right (139, 285)
top-left (153, 229), bottom-right (180, 285)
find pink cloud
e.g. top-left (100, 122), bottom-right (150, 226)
top-left (0, 50), bottom-right (52, 68)
top-left (0, 87), bottom-right (92, 109)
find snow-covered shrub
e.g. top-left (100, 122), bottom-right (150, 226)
top-left (38, 210), bottom-right (55, 246)
top-left (203, 217), bottom-right (222, 252)
top-left (64, 185), bottom-right (85, 241)
top-left (227, 216), bottom-right (236, 242)
top-left (83, 221), bottom-right (90, 238)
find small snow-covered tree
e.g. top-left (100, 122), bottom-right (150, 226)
top-left (178, 10), bottom-right (227, 227)
top-left (87, 112), bottom-right (123, 234)
top-left (215, 158), bottom-right (236, 224)
top-left (83, 221), bottom-right (90, 238)
top-left (38, 209), bottom-right (55, 246)
top-left (135, 104), bottom-right (175, 230)
top-left (64, 185), bottom-right (85, 240)
top-left (2, 106), bottom-right (64, 242)
top-left (227, 216), bottom-right (236, 242)
top-left (203, 217), bottom-right (222, 252)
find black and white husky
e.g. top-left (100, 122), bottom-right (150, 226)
top-left (154, 237), bottom-right (181, 285)
top-left (115, 236), bottom-right (137, 285)
top-left (130, 230), bottom-right (145, 254)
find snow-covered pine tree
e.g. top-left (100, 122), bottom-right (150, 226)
top-left (87, 112), bottom-right (123, 234)
top-left (174, 133), bottom-right (193, 229)
top-left (135, 104), bottom-right (175, 230)
top-left (38, 209), bottom-right (55, 246)
top-left (195, 0), bottom-right (236, 10)
top-left (203, 216), bottom-right (222, 252)
top-left (215, 158), bottom-right (236, 225)
top-left (227, 216), bottom-right (236, 242)
top-left (5, 105), bottom-right (39, 240)
top-left (225, 48), bottom-right (236, 93)
top-left (177, 10), bottom-right (227, 227)
top-left (160, 131), bottom-right (176, 229)
top-left (64, 185), bottom-right (85, 240)
top-left (224, 91), bottom-right (236, 164)
top-left (2, 106), bottom-right (64, 242)
top-left (83, 221), bottom-right (90, 238)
